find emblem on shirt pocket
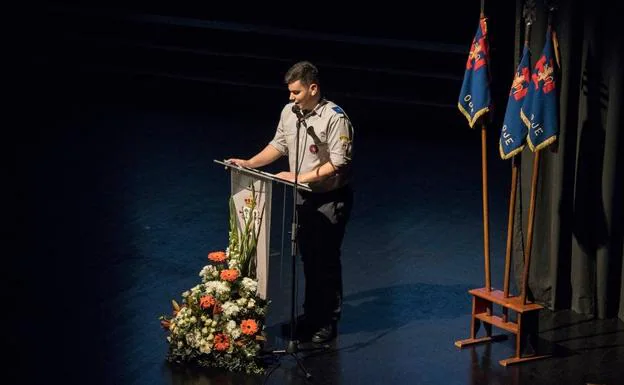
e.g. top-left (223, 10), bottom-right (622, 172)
top-left (339, 135), bottom-right (352, 150)
top-left (309, 144), bottom-right (319, 154)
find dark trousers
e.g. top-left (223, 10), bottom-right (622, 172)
top-left (296, 185), bottom-right (353, 328)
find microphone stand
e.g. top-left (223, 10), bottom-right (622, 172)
top-left (269, 107), bottom-right (313, 379)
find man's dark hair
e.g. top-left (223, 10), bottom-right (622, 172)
top-left (284, 61), bottom-right (320, 86)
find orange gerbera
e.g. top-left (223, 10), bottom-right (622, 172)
top-left (214, 333), bottom-right (230, 351)
top-left (199, 295), bottom-right (216, 309)
top-left (220, 269), bottom-right (239, 282)
top-left (208, 251), bottom-right (227, 262)
top-left (241, 319), bottom-right (259, 335)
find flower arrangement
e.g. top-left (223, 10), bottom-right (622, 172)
top-left (160, 192), bottom-right (269, 374)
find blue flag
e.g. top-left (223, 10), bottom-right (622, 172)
top-left (458, 18), bottom-right (491, 128)
top-left (499, 46), bottom-right (531, 159)
top-left (521, 27), bottom-right (559, 151)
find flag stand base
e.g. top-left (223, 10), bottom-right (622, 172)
top-left (454, 287), bottom-right (551, 366)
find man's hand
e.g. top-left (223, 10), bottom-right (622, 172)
top-left (226, 158), bottom-right (251, 168)
top-left (275, 171), bottom-right (296, 182)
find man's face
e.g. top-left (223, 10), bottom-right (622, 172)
top-left (288, 80), bottom-right (318, 111)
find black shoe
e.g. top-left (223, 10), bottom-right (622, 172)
top-left (311, 323), bottom-right (336, 344)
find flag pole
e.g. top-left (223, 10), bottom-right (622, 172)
top-left (478, 0), bottom-right (491, 293)
top-left (502, 156), bottom-right (519, 298)
top-left (502, 15), bottom-right (533, 321)
top-left (521, 151), bottom-right (540, 304)
top-left (481, 122), bottom-right (491, 292)
top-left (502, 155), bottom-right (519, 323)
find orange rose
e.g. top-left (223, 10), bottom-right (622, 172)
top-left (199, 295), bottom-right (216, 309)
top-left (241, 319), bottom-right (259, 335)
top-left (214, 333), bottom-right (230, 351)
top-left (208, 251), bottom-right (227, 262)
top-left (220, 269), bottom-right (239, 282)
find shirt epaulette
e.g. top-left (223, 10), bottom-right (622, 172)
top-left (331, 106), bottom-right (345, 115)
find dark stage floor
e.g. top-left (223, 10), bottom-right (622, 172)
top-left (12, 75), bottom-right (624, 385)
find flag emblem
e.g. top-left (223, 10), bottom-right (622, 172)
top-left (511, 65), bottom-right (531, 101)
top-left (499, 46), bottom-right (531, 159)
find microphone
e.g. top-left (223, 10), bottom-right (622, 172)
top-left (291, 104), bottom-right (304, 121)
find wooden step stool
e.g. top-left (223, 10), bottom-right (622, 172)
top-left (455, 287), bottom-right (551, 366)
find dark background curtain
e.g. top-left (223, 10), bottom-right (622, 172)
top-left (511, 0), bottom-right (624, 321)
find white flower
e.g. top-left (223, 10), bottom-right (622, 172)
top-left (221, 302), bottom-right (241, 317)
top-left (215, 282), bottom-right (230, 294)
top-left (202, 327), bottom-right (209, 335)
top-left (199, 342), bottom-right (212, 354)
top-left (241, 277), bottom-right (258, 293)
top-left (226, 320), bottom-right (236, 332)
top-left (199, 265), bottom-right (219, 281)
top-left (189, 285), bottom-right (203, 297)
top-left (228, 259), bottom-right (240, 270)
top-left (230, 328), bottom-right (241, 339)
top-left (247, 299), bottom-right (256, 309)
top-left (186, 332), bottom-right (199, 348)
top-left (204, 281), bottom-right (231, 297)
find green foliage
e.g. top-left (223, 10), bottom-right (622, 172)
top-left (227, 185), bottom-right (264, 278)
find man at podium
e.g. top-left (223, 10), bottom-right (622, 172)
top-left (227, 61), bottom-right (354, 344)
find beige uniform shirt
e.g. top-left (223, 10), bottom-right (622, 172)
top-left (269, 99), bottom-right (354, 192)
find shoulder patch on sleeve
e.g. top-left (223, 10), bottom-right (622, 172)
top-left (332, 106), bottom-right (345, 115)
